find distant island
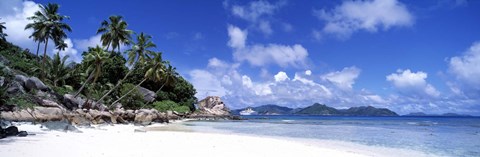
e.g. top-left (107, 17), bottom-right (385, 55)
top-left (232, 103), bottom-right (399, 116)
top-left (403, 112), bottom-right (472, 117)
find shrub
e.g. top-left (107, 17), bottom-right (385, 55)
top-left (119, 83), bottom-right (144, 110)
top-left (152, 100), bottom-right (190, 113)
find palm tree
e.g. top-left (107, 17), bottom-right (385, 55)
top-left (97, 32), bottom-right (156, 103)
top-left (96, 15), bottom-right (132, 53)
top-left (0, 18), bottom-right (7, 40)
top-left (156, 61), bottom-right (178, 93)
top-left (74, 46), bottom-right (109, 98)
top-left (25, 3), bottom-right (71, 70)
top-left (110, 52), bottom-right (164, 107)
top-left (48, 42), bottom-right (70, 87)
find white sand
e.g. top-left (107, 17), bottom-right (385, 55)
top-left (0, 123), bottom-right (437, 157)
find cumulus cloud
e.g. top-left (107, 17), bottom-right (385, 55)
top-left (189, 69), bottom-right (227, 99)
top-left (448, 41), bottom-right (480, 95)
top-left (305, 70), bottom-right (312, 76)
top-left (227, 25), bottom-right (309, 68)
top-left (73, 34), bottom-right (102, 53)
top-left (55, 38), bottom-right (81, 63)
top-left (227, 25), bottom-right (247, 49)
top-left (314, 0), bottom-right (414, 39)
top-left (321, 66), bottom-right (360, 90)
top-left (386, 69), bottom-right (440, 98)
top-left (227, 0), bottom-right (286, 35)
top-left (233, 43), bottom-right (308, 68)
top-left (274, 71), bottom-right (289, 82)
top-left (1, 1), bottom-right (39, 51)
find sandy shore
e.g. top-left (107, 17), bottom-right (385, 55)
top-left (0, 123), bottom-right (436, 157)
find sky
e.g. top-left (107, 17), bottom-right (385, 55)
top-left (1, 0), bottom-right (479, 115)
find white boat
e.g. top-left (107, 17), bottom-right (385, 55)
top-left (240, 107), bottom-right (256, 115)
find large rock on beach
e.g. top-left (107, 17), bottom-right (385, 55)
top-left (137, 86), bottom-right (156, 102)
top-left (196, 96), bottom-right (230, 116)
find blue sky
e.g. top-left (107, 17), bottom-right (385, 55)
top-left (1, 0), bottom-right (480, 115)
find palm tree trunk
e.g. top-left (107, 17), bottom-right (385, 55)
top-left (74, 71), bottom-right (94, 98)
top-left (42, 39), bottom-right (49, 79)
top-left (109, 78), bottom-right (147, 108)
top-left (155, 80), bottom-right (168, 93)
top-left (97, 69), bottom-right (134, 103)
top-left (36, 41), bottom-right (41, 61)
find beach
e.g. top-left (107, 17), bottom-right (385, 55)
top-left (0, 122), bottom-right (439, 157)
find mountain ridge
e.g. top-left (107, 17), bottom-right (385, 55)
top-left (232, 103), bottom-right (399, 116)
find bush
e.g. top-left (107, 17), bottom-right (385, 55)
top-left (119, 83), bottom-right (144, 110)
top-left (152, 100), bottom-right (190, 113)
top-left (52, 85), bottom-right (74, 95)
top-left (7, 95), bottom-right (37, 109)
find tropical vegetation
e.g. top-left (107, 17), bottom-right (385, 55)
top-left (0, 2), bottom-right (197, 113)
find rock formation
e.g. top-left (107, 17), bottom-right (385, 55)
top-left (193, 96), bottom-right (230, 116)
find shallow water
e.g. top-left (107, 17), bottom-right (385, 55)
top-left (182, 116), bottom-right (480, 157)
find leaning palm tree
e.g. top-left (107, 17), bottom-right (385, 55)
top-left (110, 52), bottom-right (164, 107)
top-left (97, 32), bottom-right (156, 103)
top-left (0, 18), bottom-right (7, 40)
top-left (96, 15), bottom-right (132, 53)
top-left (155, 61), bottom-right (178, 93)
top-left (25, 3), bottom-right (71, 70)
top-left (74, 46), bottom-right (110, 98)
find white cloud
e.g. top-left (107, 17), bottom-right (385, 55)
top-left (1, 1), bottom-right (39, 51)
top-left (312, 29), bottom-right (322, 40)
top-left (241, 75), bottom-right (253, 88)
top-left (227, 25), bottom-right (247, 49)
top-left (305, 70), bottom-right (312, 76)
top-left (386, 69), bottom-right (440, 97)
top-left (448, 42), bottom-right (480, 92)
top-left (274, 71), bottom-right (289, 82)
top-left (207, 57), bottom-right (229, 69)
top-left (233, 43), bottom-right (309, 68)
top-left (189, 70), bottom-right (227, 99)
top-left (315, 0), bottom-right (414, 39)
top-left (258, 20), bottom-right (273, 35)
top-left (321, 66), bottom-right (361, 90)
top-left (228, 0), bottom-right (286, 35)
top-left (73, 34), bottom-right (102, 53)
top-left (293, 73), bottom-right (316, 86)
top-left (230, 0), bottom-right (283, 22)
top-left (55, 38), bottom-right (81, 63)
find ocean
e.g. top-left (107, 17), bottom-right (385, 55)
top-left (182, 115), bottom-right (480, 157)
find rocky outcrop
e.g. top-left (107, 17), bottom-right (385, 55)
top-left (194, 96), bottom-right (230, 116)
top-left (137, 86), bottom-right (156, 102)
top-left (1, 107), bottom-right (177, 125)
top-left (25, 76), bottom-right (49, 91)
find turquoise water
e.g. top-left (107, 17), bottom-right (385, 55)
top-left (184, 116), bottom-right (480, 157)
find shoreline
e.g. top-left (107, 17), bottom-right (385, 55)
top-left (0, 121), bottom-right (439, 157)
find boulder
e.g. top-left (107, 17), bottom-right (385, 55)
top-left (14, 75), bottom-right (28, 87)
top-left (7, 81), bottom-right (25, 94)
top-left (137, 86), bottom-right (156, 102)
top-left (196, 96), bottom-right (230, 116)
top-left (63, 94), bottom-right (84, 109)
top-left (33, 107), bottom-right (64, 121)
top-left (67, 114), bottom-right (90, 126)
top-left (134, 111), bottom-right (157, 125)
top-left (25, 76), bottom-right (49, 91)
top-left (5, 126), bottom-right (18, 136)
top-left (39, 99), bottom-right (63, 108)
top-left (41, 120), bottom-right (81, 133)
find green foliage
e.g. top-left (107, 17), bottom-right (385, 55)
top-left (7, 95), bottom-right (37, 110)
top-left (119, 83), bottom-right (144, 110)
top-left (0, 40), bottom-right (41, 77)
top-left (0, 84), bottom-right (8, 106)
top-left (155, 77), bottom-right (197, 111)
top-left (52, 85), bottom-right (74, 95)
top-left (152, 100), bottom-right (190, 113)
